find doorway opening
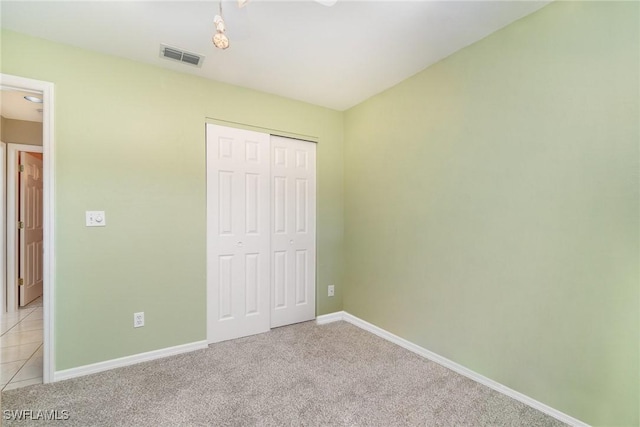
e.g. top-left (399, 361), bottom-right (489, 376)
top-left (0, 74), bottom-right (55, 388)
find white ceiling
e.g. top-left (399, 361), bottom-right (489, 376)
top-left (0, 1), bottom-right (551, 111)
top-left (1, 89), bottom-right (44, 123)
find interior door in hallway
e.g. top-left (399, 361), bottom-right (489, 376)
top-left (206, 124), bottom-right (271, 343)
top-left (19, 152), bottom-right (44, 306)
top-left (270, 136), bottom-right (316, 328)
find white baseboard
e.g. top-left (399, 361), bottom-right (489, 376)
top-left (316, 311), bottom-right (346, 325)
top-left (317, 311), bottom-right (588, 427)
top-left (53, 340), bottom-right (208, 382)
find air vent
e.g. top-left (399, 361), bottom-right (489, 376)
top-left (159, 44), bottom-right (204, 68)
top-left (181, 53), bottom-right (201, 66)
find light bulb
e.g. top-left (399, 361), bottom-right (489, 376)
top-left (213, 31), bottom-right (230, 50)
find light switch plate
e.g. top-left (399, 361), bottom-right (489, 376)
top-left (86, 211), bottom-right (106, 227)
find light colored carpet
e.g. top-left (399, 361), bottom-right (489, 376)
top-left (2, 321), bottom-right (565, 426)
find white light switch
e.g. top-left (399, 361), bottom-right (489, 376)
top-left (86, 211), bottom-right (106, 227)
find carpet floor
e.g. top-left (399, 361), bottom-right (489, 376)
top-left (1, 321), bottom-right (565, 426)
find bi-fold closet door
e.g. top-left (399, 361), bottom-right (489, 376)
top-left (206, 124), bottom-right (316, 343)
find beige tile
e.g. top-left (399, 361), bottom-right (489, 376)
top-left (32, 345), bottom-right (43, 358)
top-left (24, 348), bottom-right (43, 368)
top-left (0, 361), bottom-right (24, 385)
top-left (0, 317), bottom-right (20, 326)
top-left (2, 309), bottom-right (35, 322)
top-left (0, 329), bottom-right (43, 348)
top-left (0, 343), bottom-right (40, 364)
top-left (11, 363), bottom-right (43, 382)
top-left (23, 308), bottom-right (43, 321)
top-left (7, 319), bottom-right (43, 333)
top-left (0, 321), bottom-right (20, 335)
top-left (25, 297), bottom-right (43, 308)
top-left (3, 376), bottom-right (43, 391)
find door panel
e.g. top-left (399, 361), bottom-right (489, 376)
top-left (245, 253), bottom-right (259, 315)
top-left (270, 136), bottom-right (316, 328)
top-left (19, 152), bottom-right (43, 306)
top-left (207, 124), bottom-right (271, 343)
top-left (295, 249), bottom-right (308, 305)
top-left (274, 250), bottom-right (286, 309)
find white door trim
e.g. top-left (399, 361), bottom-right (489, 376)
top-left (205, 118), bottom-right (319, 144)
top-left (6, 143), bottom-right (43, 313)
top-left (0, 141), bottom-right (5, 316)
top-left (1, 73), bottom-right (55, 384)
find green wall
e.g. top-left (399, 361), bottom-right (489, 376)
top-left (343, 2), bottom-right (638, 426)
top-left (2, 1), bottom-right (639, 425)
top-left (0, 30), bottom-right (344, 370)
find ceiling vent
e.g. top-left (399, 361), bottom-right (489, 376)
top-left (159, 44), bottom-right (204, 68)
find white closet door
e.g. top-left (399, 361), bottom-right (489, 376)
top-left (270, 136), bottom-right (316, 328)
top-left (206, 124), bottom-right (271, 343)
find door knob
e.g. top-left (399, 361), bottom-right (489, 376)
top-left (237, 241), bottom-right (243, 247)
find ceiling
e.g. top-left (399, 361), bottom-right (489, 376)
top-left (0, 1), bottom-right (551, 111)
top-left (0, 89), bottom-right (44, 123)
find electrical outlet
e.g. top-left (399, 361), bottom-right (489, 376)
top-left (328, 285), bottom-right (335, 297)
top-left (134, 312), bottom-right (144, 328)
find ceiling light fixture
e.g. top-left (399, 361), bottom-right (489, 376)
top-left (212, 2), bottom-right (230, 50)
top-left (24, 95), bottom-right (43, 103)
top-left (212, 0), bottom-right (336, 50)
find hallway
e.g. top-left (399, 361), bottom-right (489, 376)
top-left (0, 296), bottom-right (43, 390)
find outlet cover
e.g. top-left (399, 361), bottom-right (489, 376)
top-left (134, 312), bottom-right (144, 328)
top-left (328, 285), bottom-right (335, 297)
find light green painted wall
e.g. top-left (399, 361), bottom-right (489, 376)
top-left (343, 2), bottom-right (638, 426)
top-left (2, 2), bottom-right (637, 424)
top-left (0, 30), bottom-right (344, 370)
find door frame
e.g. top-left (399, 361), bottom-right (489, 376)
top-left (1, 141), bottom-right (5, 320)
top-left (1, 74), bottom-right (55, 384)
top-left (7, 143), bottom-right (43, 313)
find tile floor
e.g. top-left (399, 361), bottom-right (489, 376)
top-left (1, 296), bottom-right (43, 391)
